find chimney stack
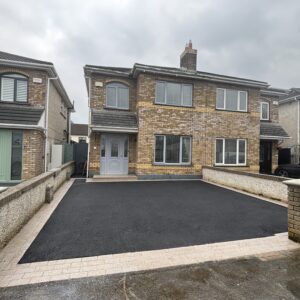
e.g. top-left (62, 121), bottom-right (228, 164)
top-left (180, 40), bottom-right (197, 71)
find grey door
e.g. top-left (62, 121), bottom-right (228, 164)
top-left (100, 134), bottom-right (128, 175)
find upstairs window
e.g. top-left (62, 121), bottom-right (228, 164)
top-left (155, 81), bottom-right (192, 107)
top-left (0, 73), bottom-right (28, 102)
top-left (106, 83), bottom-right (129, 109)
top-left (260, 102), bottom-right (269, 120)
top-left (216, 88), bottom-right (247, 112)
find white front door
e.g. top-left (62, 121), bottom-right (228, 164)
top-left (100, 134), bottom-right (128, 175)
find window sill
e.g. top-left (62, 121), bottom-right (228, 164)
top-left (154, 102), bottom-right (194, 109)
top-left (260, 119), bottom-right (270, 122)
top-left (104, 106), bottom-right (130, 111)
top-left (214, 164), bottom-right (249, 167)
top-left (215, 108), bottom-right (248, 113)
top-left (0, 101), bottom-right (29, 105)
top-left (153, 163), bottom-right (192, 167)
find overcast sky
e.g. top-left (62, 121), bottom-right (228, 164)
top-left (1, 0), bottom-right (300, 123)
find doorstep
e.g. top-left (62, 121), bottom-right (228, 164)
top-left (87, 175), bottom-right (138, 183)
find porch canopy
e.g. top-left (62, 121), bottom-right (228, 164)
top-left (0, 103), bottom-right (44, 130)
top-left (260, 122), bottom-right (290, 140)
top-left (90, 109), bottom-right (138, 133)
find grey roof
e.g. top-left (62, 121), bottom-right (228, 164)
top-left (91, 110), bottom-right (138, 128)
top-left (260, 122), bottom-right (289, 139)
top-left (85, 63), bottom-right (268, 88)
top-left (0, 51), bottom-right (53, 66)
top-left (85, 65), bottom-right (131, 76)
top-left (279, 88), bottom-right (300, 103)
top-left (134, 63), bottom-right (268, 86)
top-left (0, 104), bottom-right (44, 126)
top-left (261, 87), bottom-right (290, 97)
top-left (71, 123), bottom-right (88, 136)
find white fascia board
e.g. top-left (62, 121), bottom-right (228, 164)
top-left (260, 135), bottom-right (291, 140)
top-left (90, 126), bottom-right (138, 133)
top-left (0, 123), bottom-right (45, 131)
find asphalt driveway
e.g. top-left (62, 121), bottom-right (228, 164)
top-left (20, 180), bottom-right (287, 263)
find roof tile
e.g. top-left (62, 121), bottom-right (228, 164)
top-left (91, 110), bottom-right (137, 128)
top-left (0, 104), bottom-right (44, 126)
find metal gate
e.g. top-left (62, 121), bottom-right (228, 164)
top-left (73, 143), bottom-right (88, 176)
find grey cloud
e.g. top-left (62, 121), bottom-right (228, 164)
top-left (0, 0), bottom-right (300, 122)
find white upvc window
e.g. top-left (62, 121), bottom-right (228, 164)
top-left (154, 135), bottom-right (191, 165)
top-left (155, 81), bottom-right (193, 107)
top-left (215, 138), bottom-right (247, 166)
top-left (216, 88), bottom-right (247, 112)
top-left (0, 73), bottom-right (28, 102)
top-left (106, 83), bottom-right (129, 109)
top-left (260, 102), bottom-right (269, 120)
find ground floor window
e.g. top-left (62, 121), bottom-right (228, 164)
top-left (215, 138), bottom-right (246, 166)
top-left (11, 130), bottom-right (23, 180)
top-left (155, 135), bottom-right (191, 164)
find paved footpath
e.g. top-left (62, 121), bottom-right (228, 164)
top-left (1, 248), bottom-right (300, 299)
top-left (0, 179), bottom-right (299, 295)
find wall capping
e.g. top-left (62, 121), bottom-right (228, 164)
top-left (202, 166), bottom-right (287, 182)
top-left (0, 161), bottom-right (74, 208)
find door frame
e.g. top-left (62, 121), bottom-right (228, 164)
top-left (100, 133), bottom-right (129, 175)
top-left (260, 140), bottom-right (272, 174)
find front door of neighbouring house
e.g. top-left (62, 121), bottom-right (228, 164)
top-left (100, 134), bottom-right (128, 175)
top-left (0, 129), bottom-right (23, 181)
top-left (0, 129), bottom-right (12, 181)
top-left (260, 141), bottom-right (272, 174)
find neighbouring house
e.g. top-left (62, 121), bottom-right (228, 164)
top-left (278, 88), bottom-right (300, 163)
top-left (84, 41), bottom-right (288, 178)
top-left (259, 87), bottom-right (290, 173)
top-left (70, 123), bottom-right (89, 143)
top-left (0, 51), bottom-right (74, 184)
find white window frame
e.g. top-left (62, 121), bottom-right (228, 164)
top-left (216, 88), bottom-right (248, 112)
top-left (260, 101), bottom-right (269, 120)
top-left (155, 81), bottom-right (193, 107)
top-left (154, 135), bottom-right (192, 165)
top-left (215, 138), bottom-right (247, 166)
top-left (105, 83), bottom-right (129, 110)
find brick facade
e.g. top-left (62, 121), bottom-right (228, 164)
top-left (22, 130), bottom-right (45, 179)
top-left (135, 73), bottom-right (260, 176)
top-left (88, 71), bottom-right (263, 177)
top-left (285, 181), bottom-right (300, 243)
top-left (90, 74), bottom-right (137, 111)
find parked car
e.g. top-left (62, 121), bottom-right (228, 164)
top-left (275, 164), bottom-right (300, 178)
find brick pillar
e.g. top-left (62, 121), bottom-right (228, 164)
top-left (284, 180), bottom-right (300, 242)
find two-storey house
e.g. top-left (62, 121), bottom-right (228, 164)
top-left (278, 88), bottom-right (300, 163)
top-left (0, 51), bottom-right (73, 184)
top-left (259, 88), bottom-right (290, 173)
top-left (84, 42), bottom-right (287, 178)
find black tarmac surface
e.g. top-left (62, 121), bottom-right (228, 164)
top-left (3, 249), bottom-right (300, 299)
top-left (20, 180), bottom-right (287, 263)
